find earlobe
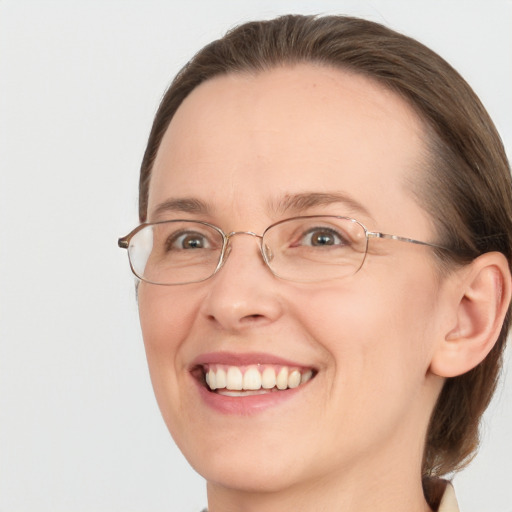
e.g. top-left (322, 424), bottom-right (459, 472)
top-left (430, 252), bottom-right (511, 378)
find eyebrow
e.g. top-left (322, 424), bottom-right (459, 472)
top-left (268, 192), bottom-right (373, 219)
top-left (151, 197), bottom-right (211, 219)
top-left (151, 191), bottom-right (373, 221)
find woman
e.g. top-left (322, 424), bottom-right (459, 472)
top-left (118, 15), bottom-right (512, 511)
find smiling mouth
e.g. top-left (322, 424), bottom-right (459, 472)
top-left (197, 364), bottom-right (316, 396)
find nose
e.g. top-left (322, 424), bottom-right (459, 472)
top-left (199, 232), bottom-right (284, 332)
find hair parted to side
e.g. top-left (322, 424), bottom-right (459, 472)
top-left (138, 13), bottom-right (512, 502)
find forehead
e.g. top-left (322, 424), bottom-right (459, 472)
top-left (149, 64), bottom-right (432, 235)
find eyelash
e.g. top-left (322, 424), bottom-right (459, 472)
top-left (165, 231), bottom-right (212, 250)
top-left (292, 226), bottom-right (349, 248)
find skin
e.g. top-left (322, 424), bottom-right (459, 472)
top-left (138, 65), bottom-right (466, 512)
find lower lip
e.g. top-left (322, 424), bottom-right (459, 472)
top-left (193, 376), bottom-right (308, 415)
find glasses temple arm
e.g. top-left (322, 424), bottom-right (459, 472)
top-left (367, 231), bottom-right (448, 250)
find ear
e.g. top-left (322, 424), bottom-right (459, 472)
top-left (430, 252), bottom-right (511, 378)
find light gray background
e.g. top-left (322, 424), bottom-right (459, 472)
top-left (1, 1), bottom-right (511, 511)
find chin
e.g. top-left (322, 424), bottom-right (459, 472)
top-left (168, 421), bottom-right (317, 493)
top-left (198, 456), bottom-right (307, 494)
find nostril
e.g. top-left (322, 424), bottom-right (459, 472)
top-left (241, 313), bottom-right (265, 323)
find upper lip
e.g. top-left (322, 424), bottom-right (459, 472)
top-left (190, 351), bottom-right (316, 370)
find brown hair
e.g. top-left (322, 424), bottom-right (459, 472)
top-left (138, 13), bottom-right (512, 500)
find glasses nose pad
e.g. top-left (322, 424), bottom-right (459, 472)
top-left (263, 243), bottom-right (274, 263)
top-left (219, 242), bottom-right (232, 268)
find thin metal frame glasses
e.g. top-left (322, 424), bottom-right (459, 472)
top-left (118, 216), bottom-right (448, 285)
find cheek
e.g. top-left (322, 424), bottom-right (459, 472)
top-left (137, 284), bottom-right (201, 413)
top-left (138, 283), bottom-right (199, 351)
top-left (293, 271), bottom-right (439, 403)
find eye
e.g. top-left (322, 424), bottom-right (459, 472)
top-left (298, 227), bottom-right (348, 247)
top-left (166, 231), bottom-right (212, 250)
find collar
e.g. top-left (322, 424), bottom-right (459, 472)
top-left (438, 482), bottom-right (459, 512)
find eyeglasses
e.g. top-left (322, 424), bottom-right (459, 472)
top-left (118, 216), bottom-right (448, 285)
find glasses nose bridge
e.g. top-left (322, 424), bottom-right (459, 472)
top-left (225, 230), bottom-right (263, 241)
top-left (224, 230), bottom-right (264, 255)
top-left (221, 230), bottom-right (268, 268)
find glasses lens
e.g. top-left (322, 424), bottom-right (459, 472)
top-left (128, 221), bottom-right (224, 285)
top-left (263, 216), bottom-right (368, 282)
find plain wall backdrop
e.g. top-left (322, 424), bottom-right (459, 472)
top-left (1, 1), bottom-right (511, 511)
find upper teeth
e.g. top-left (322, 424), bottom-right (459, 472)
top-left (204, 364), bottom-right (313, 392)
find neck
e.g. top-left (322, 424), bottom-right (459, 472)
top-left (206, 440), bottom-right (433, 512)
top-left (207, 475), bottom-right (432, 512)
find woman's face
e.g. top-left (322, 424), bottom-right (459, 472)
top-left (139, 65), bottom-right (448, 492)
